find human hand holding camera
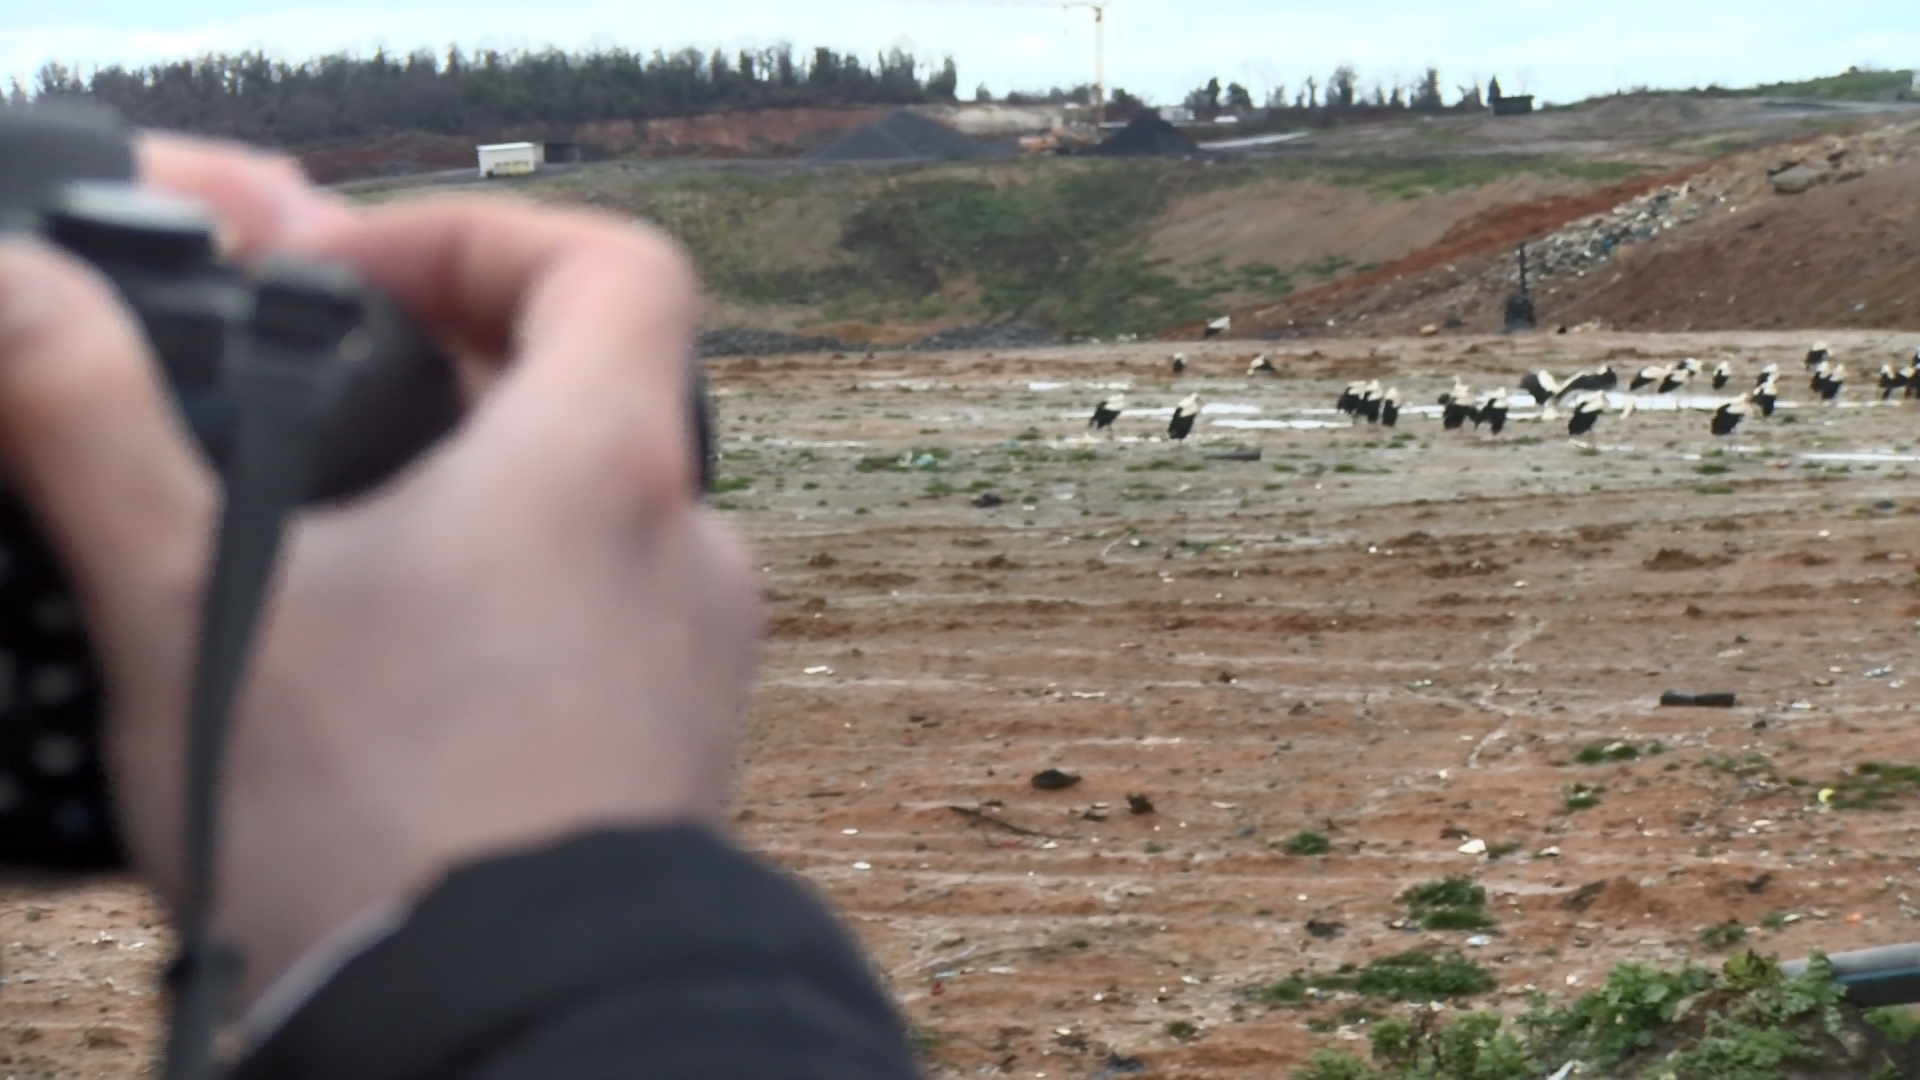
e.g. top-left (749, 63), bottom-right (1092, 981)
top-left (0, 128), bottom-right (764, 1016)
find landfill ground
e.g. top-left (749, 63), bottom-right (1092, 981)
top-left (4, 331), bottom-right (1919, 1079)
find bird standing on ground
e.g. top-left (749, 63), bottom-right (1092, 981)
top-left (1629, 363), bottom-right (1668, 392)
top-left (1711, 393), bottom-right (1751, 436)
top-left (1170, 352), bottom-right (1187, 375)
top-left (1711, 360), bottom-right (1732, 390)
top-left (1475, 388), bottom-right (1510, 436)
top-left (1755, 362), bottom-right (1779, 387)
top-left (1204, 315), bottom-right (1231, 339)
top-left (1443, 391), bottom-right (1477, 431)
top-left (1805, 341), bottom-right (1831, 370)
top-left (1568, 394), bottom-right (1605, 439)
top-left (1248, 354), bottom-right (1276, 376)
top-left (1812, 361), bottom-right (1845, 402)
top-left (1381, 388), bottom-right (1402, 428)
top-left (1168, 393), bottom-right (1201, 444)
top-left (1907, 351), bottom-right (1920, 400)
top-left (1879, 363), bottom-right (1911, 401)
top-left (1753, 375), bottom-right (1779, 418)
top-left (1089, 394), bottom-right (1125, 435)
top-left (1337, 380), bottom-right (1367, 417)
top-left (1358, 381), bottom-right (1385, 424)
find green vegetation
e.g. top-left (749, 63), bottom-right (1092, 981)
top-left (1255, 949), bottom-right (1496, 1006)
top-left (1400, 876), bottom-right (1497, 932)
top-left (1687, 66), bottom-right (1916, 102)
top-left (838, 164), bottom-right (1214, 336)
top-left (1823, 762), bottom-right (1920, 810)
top-left (1700, 920), bottom-right (1749, 950)
top-left (1283, 830), bottom-right (1333, 856)
top-left (1292, 952), bottom-right (1920, 1080)
top-left (709, 475), bottom-right (755, 494)
top-left (1564, 782), bottom-right (1604, 811)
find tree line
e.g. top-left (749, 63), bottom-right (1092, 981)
top-left (1171, 66), bottom-right (1512, 121)
top-left (11, 44), bottom-right (961, 147)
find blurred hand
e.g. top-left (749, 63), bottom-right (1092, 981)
top-left (0, 133), bottom-right (763, 1008)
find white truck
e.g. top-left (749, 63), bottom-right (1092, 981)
top-left (476, 142), bottom-right (542, 179)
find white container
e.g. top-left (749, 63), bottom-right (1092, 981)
top-left (476, 142), bottom-right (543, 179)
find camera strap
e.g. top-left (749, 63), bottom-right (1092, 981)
top-left (162, 265), bottom-right (355, 1080)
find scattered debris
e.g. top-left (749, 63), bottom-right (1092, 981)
top-left (1306, 919), bottom-right (1346, 940)
top-left (1661, 691), bottom-right (1738, 708)
top-left (1031, 768), bottom-right (1083, 791)
top-left (948, 805), bottom-right (1061, 839)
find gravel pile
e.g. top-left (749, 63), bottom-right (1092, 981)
top-left (1086, 111), bottom-right (1202, 158)
top-left (697, 329), bottom-right (855, 358)
top-left (803, 109), bottom-right (1008, 162)
top-left (907, 323), bottom-right (1061, 351)
top-left (1515, 121), bottom-right (1920, 288)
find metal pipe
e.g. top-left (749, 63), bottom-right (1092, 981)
top-left (1784, 944), bottom-right (1920, 1007)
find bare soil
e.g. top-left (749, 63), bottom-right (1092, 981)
top-left (1234, 120), bottom-right (1920, 339)
top-left (6, 332), bottom-right (1920, 1079)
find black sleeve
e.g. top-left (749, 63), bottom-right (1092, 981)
top-left (232, 826), bottom-right (922, 1080)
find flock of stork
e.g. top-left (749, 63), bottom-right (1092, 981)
top-left (1086, 342), bottom-right (1920, 445)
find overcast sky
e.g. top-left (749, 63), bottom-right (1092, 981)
top-left (6, 1), bottom-right (1917, 107)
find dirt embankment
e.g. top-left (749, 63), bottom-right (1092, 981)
top-left (1223, 120), bottom-right (1920, 338)
top-left (300, 105), bottom-right (887, 182)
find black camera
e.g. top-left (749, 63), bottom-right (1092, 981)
top-left (0, 102), bottom-right (471, 873)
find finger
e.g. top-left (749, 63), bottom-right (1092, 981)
top-left (297, 195), bottom-right (699, 366)
top-left (135, 131), bottom-right (356, 261)
top-left (302, 198), bottom-right (705, 507)
top-left (0, 239), bottom-right (217, 638)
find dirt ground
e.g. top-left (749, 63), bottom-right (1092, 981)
top-left (5, 332), bottom-right (1919, 1079)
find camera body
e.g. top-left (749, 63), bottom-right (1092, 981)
top-left (0, 102), bottom-right (467, 872)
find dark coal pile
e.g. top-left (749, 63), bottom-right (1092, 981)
top-left (1087, 111), bottom-right (1203, 158)
top-left (803, 109), bottom-right (1010, 162)
top-left (697, 329), bottom-right (857, 357)
top-left (908, 322), bottom-right (1061, 351)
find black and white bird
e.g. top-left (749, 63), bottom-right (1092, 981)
top-left (1170, 352), bottom-right (1187, 375)
top-left (1203, 315), bottom-right (1231, 339)
top-left (1089, 394), bottom-right (1125, 434)
top-left (1754, 362), bottom-right (1779, 388)
top-left (1629, 363), bottom-right (1668, 392)
top-left (1711, 360), bottom-right (1732, 390)
top-left (1438, 377), bottom-right (1472, 407)
top-left (1168, 393), bottom-right (1201, 444)
top-left (1248, 354), bottom-right (1276, 376)
top-left (1879, 363), bottom-right (1911, 401)
top-left (1442, 390), bottom-right (1477, 431)
top-left (1358, 381), bottom-right (1386, 424)
top-left (1557, 364), bottom-right (1619, 399)
top-left (1567, 394), bottom-right (1605, 439)
top-left (1710, 394), bottom-right (1751, 436)
top-left (1753, 375), bottom-right (1779, 418)
top-left (1337, 380), bottom-right (1368, 416)
top-left (1805, 341), bottom-right (1831, 370)
top-left (1908, 351), bottom-right (1920, 400)
top-left (1658, 358), bottom-right (1701, 394)
top-left (1519, 369), bottom-right (1563, 405)
top-left (1380, 388), bottom-right (1402, 428)
top-left (1474, 388), bottom-right (1510, 436)
top-left (1811, 361), bottom-right (1845, 401)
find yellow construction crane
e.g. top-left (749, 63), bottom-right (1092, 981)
top-left (895, 0), bottom-right (1111, 125)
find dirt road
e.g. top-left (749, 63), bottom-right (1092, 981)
top-left (5, 332), bottom-right (1918, 1078)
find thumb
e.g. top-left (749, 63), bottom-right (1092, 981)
top-left (0, 238), bottom-right (217, 654)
